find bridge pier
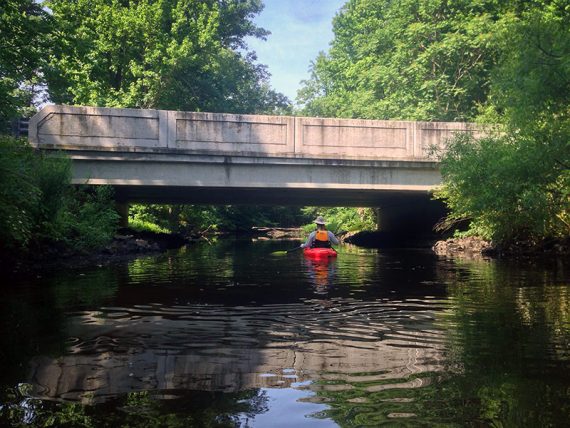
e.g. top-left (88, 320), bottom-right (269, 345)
top-left (378, 197), bottom-right (446, 238)
top-left (115, 202), bottom-right (129, 228)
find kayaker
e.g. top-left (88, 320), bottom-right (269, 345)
top-left (300, 216), bottom-right (339, 249)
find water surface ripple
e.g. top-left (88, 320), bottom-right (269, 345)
top-left (1, 241), bottom-right (569, 426)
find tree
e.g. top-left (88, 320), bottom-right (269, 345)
top-left (44, 0), bottom-right (295, 233)
top-left (0, 0), bottom-right (52, 131)
top-left (45, 0), bottom-right (290, 114)
top-left (297, 0), bottom-right (505, 121)
top-left (436, 1), bottom-right (570, 242)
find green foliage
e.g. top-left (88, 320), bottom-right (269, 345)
top-left (0, 136), bottom-right (40, 248)
top-left (0, 136), bottom-right (118, 255)
top-left (301, 207), bottom-right (376, 234)
top-left (130, 204), bottom-right (310, 235)
top-left (45, 0), bottom-right (289, 114)
top-left (61, 186), bottom-right (120, 252)
top-left (435, 133), bottom-right (568, 241)
top-left (0, 0), bottom-right (52, 130)
top-left (485, 2), bottom-right (570, 133)
top-left (178, 205), bottom-right (224, 233)
top-left (436, 2), bottom-right (570, 243)
top-left (208, 205), bottom-right (295, 232)
top-left (129, 204), bottom-right (174, 233)
top-left (129, 218), bottom-right (171, 234)
top-left (297, 0), bottom-right (504, 121)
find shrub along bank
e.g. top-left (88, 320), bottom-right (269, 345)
top-left (0, 136), bottom-right (119, 265)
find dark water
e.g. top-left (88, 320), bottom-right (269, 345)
top-left (1, 240), bottom-right (569, 427)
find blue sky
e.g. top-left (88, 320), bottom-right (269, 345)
top-left (245, 0), bottom-right (346, 103)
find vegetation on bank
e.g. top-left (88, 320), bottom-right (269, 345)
top-left (129, 204), bottom-right (310, 236)
top-left (128, 204), bottom-right (375, 237)
top-left (0, 136), bottom-right (118, 258)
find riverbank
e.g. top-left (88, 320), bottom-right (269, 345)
top-left (432, 236), bottom-right (570, 258)
top-left (342, 230), bottom-right (570, 259)
top-left (0, 228), bottom-right (188, 276)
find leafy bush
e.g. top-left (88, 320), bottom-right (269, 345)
top-left (0, 136), bottom-right (40, 248)
top-left (435, 132), bottom-right (569, 243)
top-left (129, 218), bottom-right (171, 235)
top-left (61, 186), bottom-right (119, 252)
top-left (0, 136), bottom-right (118, 255)
top-left (129, 204), bottom-right (174, 233)
top-left (301, 207), bottom-right (376, 234)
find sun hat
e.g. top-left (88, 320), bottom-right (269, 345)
top-left (314, 216), bottom-right (326, 225)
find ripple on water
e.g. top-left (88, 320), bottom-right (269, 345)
top-left (27, 294), bottom-right (451, 410)
top-left (13, 244), bottom-right (568, 426)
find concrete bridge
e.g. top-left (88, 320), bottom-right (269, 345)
top-left (29, 105), bottom-right (482, 233)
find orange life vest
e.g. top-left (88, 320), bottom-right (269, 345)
top-left (313, 229), bottom-right (331, 248)
top-left (315, 230), bottom-right (329, 242)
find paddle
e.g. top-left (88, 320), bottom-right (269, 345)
top-left (270, 246), bottom-right (303, 256)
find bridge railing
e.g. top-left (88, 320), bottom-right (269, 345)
top-left (29, 105), bottom-right (483, 160)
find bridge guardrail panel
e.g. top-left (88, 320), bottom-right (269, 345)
top-left (416, 121), bottom-right (483, 158)
top-left (29, 105), bottom-right (163, 150)
top-left (169, 111), bottom-right (295, 156)
top-left (294, 117), bottom-right (416, 160)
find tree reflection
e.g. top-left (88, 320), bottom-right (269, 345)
top-left (310, 256), bottom-right (570, 426)
top-left (0, 387), bottom-right (269, 427)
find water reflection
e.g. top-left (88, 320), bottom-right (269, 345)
top-left (303, 257), bottom-right (338, 293)
top-left (28, 295), bottom-right (447, 405)
top-left (1, 241), bottom-right (569, 426)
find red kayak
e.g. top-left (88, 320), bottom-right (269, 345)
top-left (303, 247), bottom-right (337, 259)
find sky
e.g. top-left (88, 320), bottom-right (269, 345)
top-left (245, 0), bottom-right (346, 103)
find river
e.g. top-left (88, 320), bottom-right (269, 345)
top-left (1, 240), bottom-right (568, 426)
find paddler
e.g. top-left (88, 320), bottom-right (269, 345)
top-left (300, 216), bottom-right (339, 249)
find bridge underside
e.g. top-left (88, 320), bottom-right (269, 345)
top-left (68, 151), bottom-right (446, 235)
top-left (113, 184), bottom-right (430, 207)
top-left (70, 151), bottom-right (441, 195)
top-left (112, 185), bottom-right (447, 236)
